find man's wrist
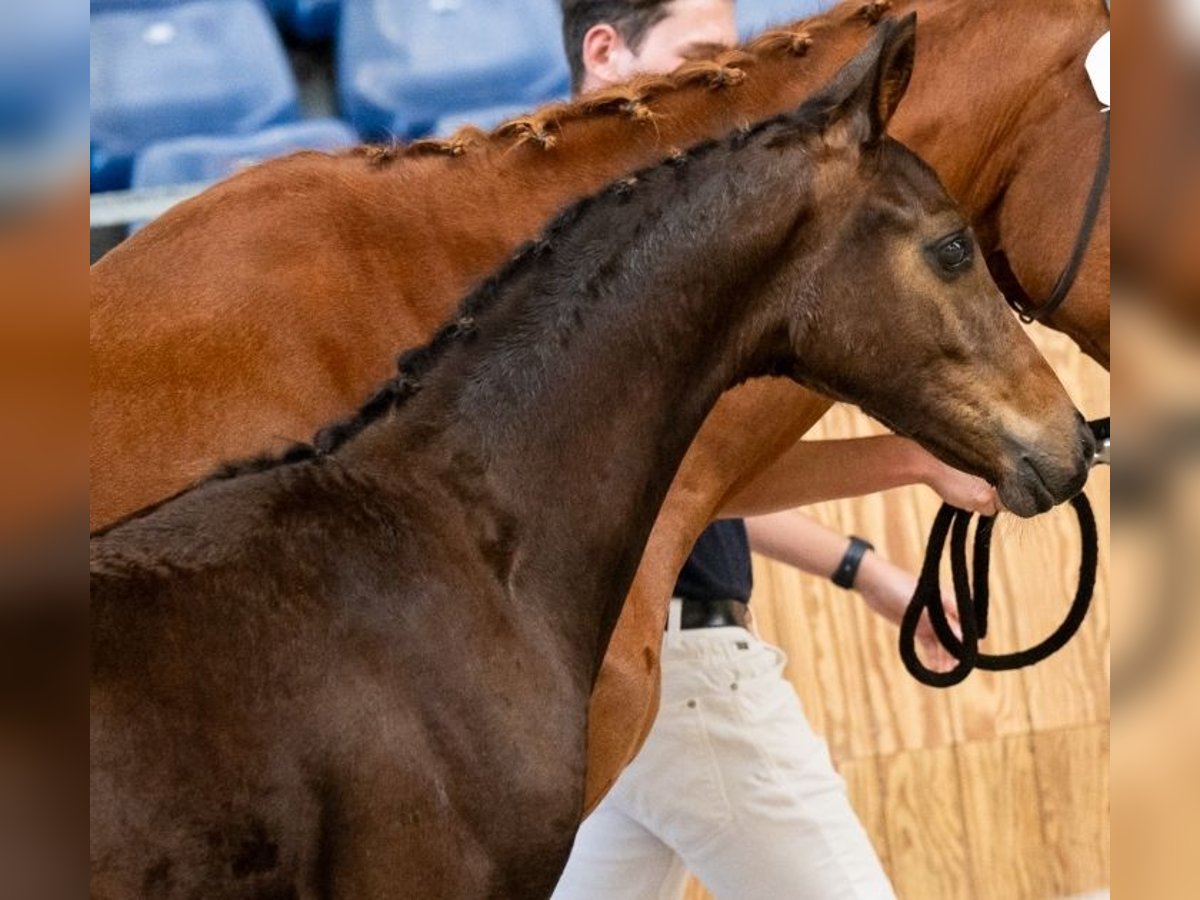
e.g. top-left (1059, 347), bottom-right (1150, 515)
top-left (831, 536), bottom-right (874, 589)
top-left (902, 437), bottom-right (938, 489)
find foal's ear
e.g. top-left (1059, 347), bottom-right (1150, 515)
top-left (869, 13), bottom-right (916, 134)
top-left (809, 13), bottom-right (917, 149)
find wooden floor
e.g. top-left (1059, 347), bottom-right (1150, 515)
top-left (683, 327), bottom-right (1110, 899)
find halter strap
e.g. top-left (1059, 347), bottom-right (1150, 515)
top-left (1007, 110), bottom-right (1110, 324)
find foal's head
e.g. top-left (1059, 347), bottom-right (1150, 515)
top-left (768, 15), bottom-right (1093, 516)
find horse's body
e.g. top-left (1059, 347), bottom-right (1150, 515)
top-left (90, 0), bottom-right (1111, 806)
top-left (91, 25), bottom-right (1093, 895)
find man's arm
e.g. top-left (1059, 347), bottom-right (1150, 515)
top-left (745, 510), bottom-right (961, 672)
top-left (723, 434), bottom-right (999, 517)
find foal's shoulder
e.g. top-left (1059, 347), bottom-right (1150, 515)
top-left (89, 457), bottom-right (408, 580)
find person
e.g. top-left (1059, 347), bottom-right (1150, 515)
top-left (551, 2), bottom-right (999, 897)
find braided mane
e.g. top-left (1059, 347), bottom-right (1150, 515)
top-left (92, 0), bottom-right (895, 537)
top-left (348, 0), bottom-right (893, 165)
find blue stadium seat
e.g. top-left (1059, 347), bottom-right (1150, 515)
top-left (286, 0), bottom-right (340, 41)
top-left (90, 1), bottom-right (181, 10)
top-left (432, 96), bottom-right (569, 139)
top-left (89, 0), bottom-right (319, 27)
top-left (338, 0), bottom-right (570, 140)
top-left (736, 0), bottom-right (831, 40)
top-left (131, 118), bottom-right (358, 187)
top-left (90, 0), bottom-right (301, 191)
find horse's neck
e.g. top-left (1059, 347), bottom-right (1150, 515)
top-left (345, 147), bottom-right (808, 675)
top-left (894, 0), bottom-right (1106, 220)
top-left (359, 0), bottom-right (1095, 296)
top-left (364, 3), bottom-right (874, 263)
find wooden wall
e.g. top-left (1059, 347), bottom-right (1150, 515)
top-left (683, 328), bottom-right (1110, 899)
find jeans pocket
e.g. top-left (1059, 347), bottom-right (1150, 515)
top-left (732, 636), bottom-right (789, 683)
top-left (629, 694), bottom-right (735, 850)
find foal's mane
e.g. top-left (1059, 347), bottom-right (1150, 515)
top-left (348, 0), bottom-right (895, 166)
top-left (222, 112), bottom-right (826, 469)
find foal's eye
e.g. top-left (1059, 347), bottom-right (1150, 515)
top-left (932, 233), bottom-right (973, 273)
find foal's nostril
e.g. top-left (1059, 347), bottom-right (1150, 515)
top-left (1051, 419), bottom-right (1096, 499)
top-left (1077, 417), bottom-right (1098, 466)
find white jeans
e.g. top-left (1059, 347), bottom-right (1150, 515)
top-left (553, 608), bottom-right (895, 900)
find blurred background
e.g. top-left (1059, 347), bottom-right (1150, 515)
top-left (1110, 0), bottom-right (1200, 894)
top-left (0, 0), bottom-right (1196, 896)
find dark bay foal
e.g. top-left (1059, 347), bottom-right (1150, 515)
top-left (90, 19), bottom-right (1092, 899)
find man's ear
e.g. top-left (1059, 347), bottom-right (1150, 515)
top-left (806, 13), bottom-right (918, 150)
top-left (581, 23), bottom-right (627, 88)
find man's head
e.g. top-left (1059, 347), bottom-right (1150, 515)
top-left (562, 0), bottom-right (737, 95)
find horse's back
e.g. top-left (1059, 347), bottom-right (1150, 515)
top-left (88, 149), bottom-right (459, 529)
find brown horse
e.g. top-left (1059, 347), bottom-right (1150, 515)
top-left (91, 23), bottom-right (1093, 897)
top-left (90, 0), bottom-right (1111, 807)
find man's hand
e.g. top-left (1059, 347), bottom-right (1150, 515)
top-left (917, 449), bottom-right (1001, 515)
top-left (855, 551), bottom-right (961, 674)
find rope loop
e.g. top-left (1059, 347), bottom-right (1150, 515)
top-left (900, 492), bottom-right (1099, 688)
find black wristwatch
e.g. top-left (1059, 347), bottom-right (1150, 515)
top-left (831, 536), bottom-right (874, 589)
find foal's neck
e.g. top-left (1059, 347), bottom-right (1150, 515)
top-left (343, 130), bottom-right (815, 677)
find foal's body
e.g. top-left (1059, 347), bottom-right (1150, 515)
top-left (90, 1), bottom-right (1111, 807)
top-left (91, 24), bottom-right (1091, 897)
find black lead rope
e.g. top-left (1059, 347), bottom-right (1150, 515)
top-left (899, 418), bottom-right (1107, 688)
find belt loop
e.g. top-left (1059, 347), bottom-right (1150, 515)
top-left (666, 598), bottom-right (683, 649)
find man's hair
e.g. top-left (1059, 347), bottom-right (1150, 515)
top-left (561, 0), bottom-right (677, 92)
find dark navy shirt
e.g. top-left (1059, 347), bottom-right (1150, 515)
top-left (672, 519), bottom-right (753, 604)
